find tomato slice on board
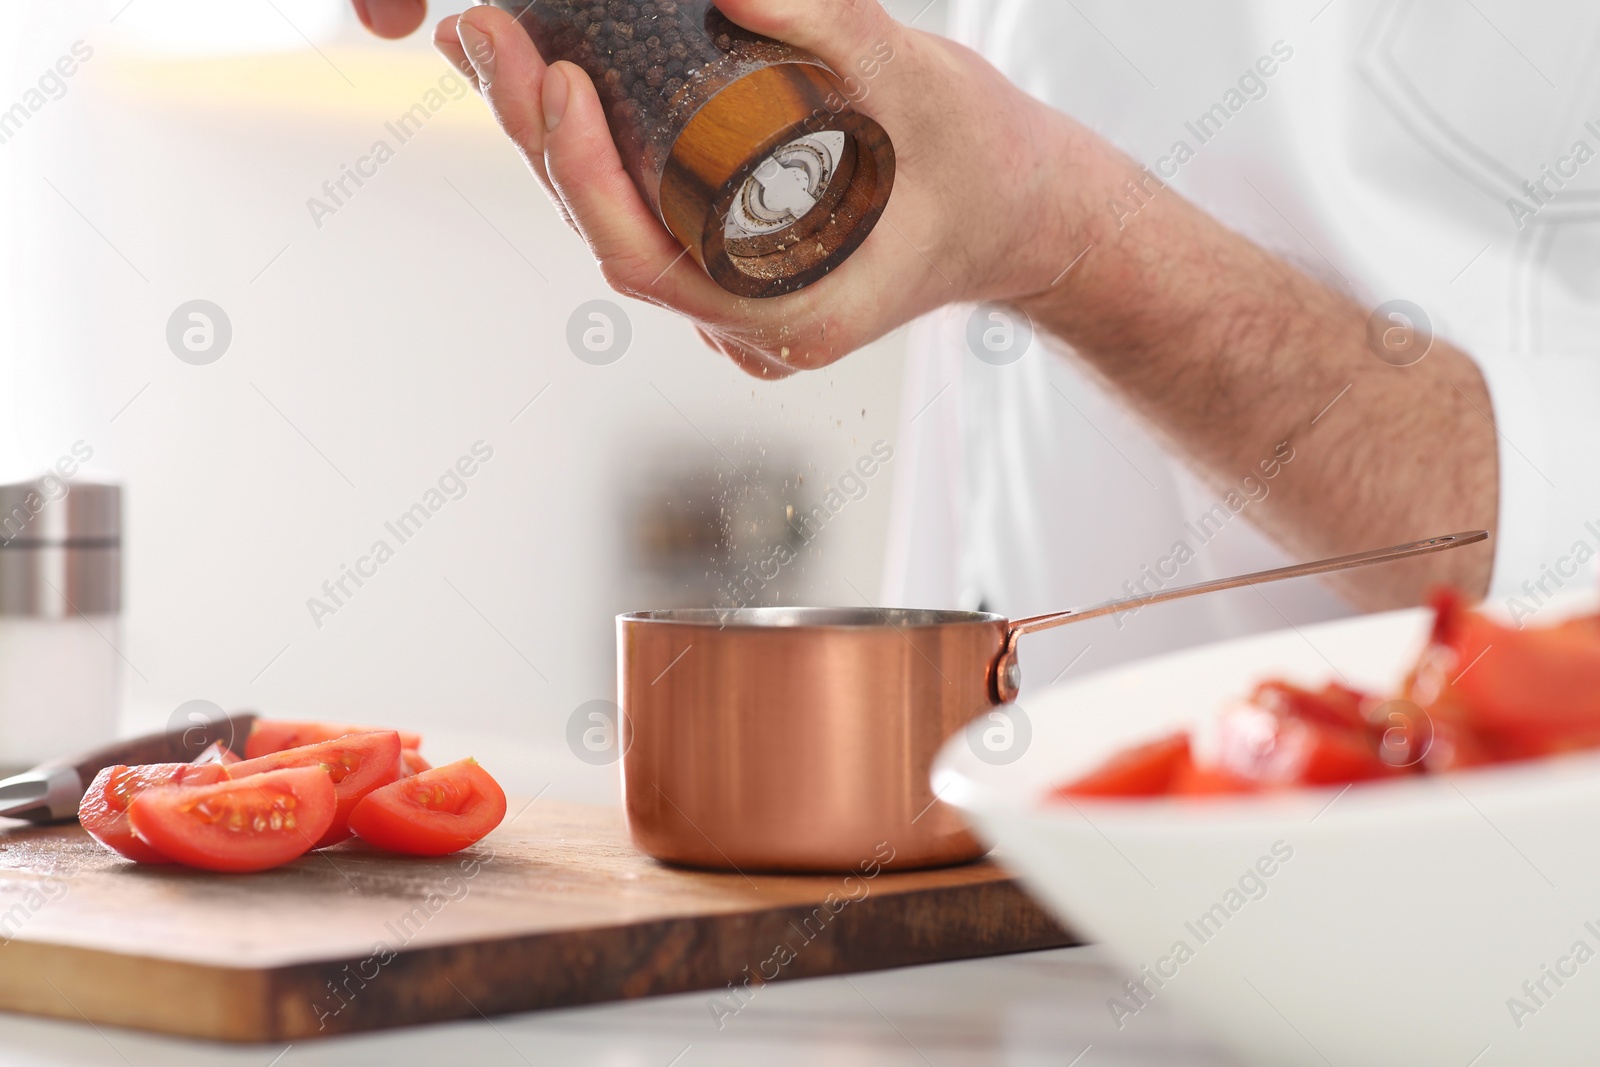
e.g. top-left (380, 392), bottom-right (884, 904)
top-left (348, 759), bottom-right (506, 856)
top-left (126, 766), bottom-right (336, 873)
top-left (1053, 734), bottom-right (1191, 799)
top-left (190, 740), bottom-right (241, 767)
top-left (245, 720), bottom-right (422, 760)
top-left (400, 749), bottom-right (431, 777)
top-left (80, 763), bottom-right (230, 863)
top-left (228, 731), bottom-right (402, 848)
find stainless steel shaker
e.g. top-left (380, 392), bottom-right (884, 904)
top-left (0, 478), bottom-right (122, 771)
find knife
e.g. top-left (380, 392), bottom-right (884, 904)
top-left (0, 712), bottom-right (257, 823)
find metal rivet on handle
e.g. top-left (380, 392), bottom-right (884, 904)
top-left (994, 655), bottom-right (1022, 704)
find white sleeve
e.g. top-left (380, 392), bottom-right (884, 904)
top-left (1476, 354), bottom-right (1600, 604)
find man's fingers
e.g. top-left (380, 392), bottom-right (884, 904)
top-left (713, 0), bottom-right (900, 77)
top-left (453, 6), bottom-right (555, 192)
top-left (432, 17), bottom-right (478, 91)
top-left (353, 0), bottom-right (427, 39)
top-left (541, 62), bottom-right (727, 315)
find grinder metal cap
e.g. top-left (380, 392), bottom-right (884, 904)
top-left (0, 479), bottom-right (121, 617)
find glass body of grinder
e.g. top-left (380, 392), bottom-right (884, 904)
top-left (489, 0), bottom-right (897, 298)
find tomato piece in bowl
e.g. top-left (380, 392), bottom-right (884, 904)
top-left (126, 766), bottom-right (336, 873)
top-left (1052, 734), bottom-right (1191, 799)
top-left (80, 763), bottom-right (230, 863)
top-left (1250, 679), bottom-right (1373, 734)
top-left (1168, 752), bottom-right (1259, 795)
top-left (1211, 701), bottom-right (1401, 787)
top-left (348, 758), bottom-right (506, 856)
top-left (1414, 588), bottom-right (1600, 754)
top-left (246, 720), bottom-right (422, 759)
top-left (228, 731), bottom-right (402, 848)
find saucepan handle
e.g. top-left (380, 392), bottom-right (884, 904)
top-left (988, 531), bottom-right (1489, 703)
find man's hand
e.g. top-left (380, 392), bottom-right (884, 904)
top-left (382, 1), bottom-right (1087, 379)
top-left (355, 1), bottom-right (1499, 610)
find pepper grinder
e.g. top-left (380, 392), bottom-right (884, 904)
top-left (0, 479), bottom-right (122, 771)
top-left (490, 0), bottom-right (897, 298)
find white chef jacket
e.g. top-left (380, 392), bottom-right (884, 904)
top-left (884, 0), bottom-right (1600, 692)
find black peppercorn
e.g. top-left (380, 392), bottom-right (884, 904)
top-left (488, 0), bottom-right (896, 297)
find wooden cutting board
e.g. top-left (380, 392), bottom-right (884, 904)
top-left (0, 800), bottom-right (1076, 1042)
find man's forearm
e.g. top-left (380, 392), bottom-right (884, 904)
top-left (1013, 121), bottom-right (1498, 609)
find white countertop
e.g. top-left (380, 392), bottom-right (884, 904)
top-left (0, 945), bottom-right (1239, 1067)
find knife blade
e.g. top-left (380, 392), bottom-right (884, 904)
top-left (0, 711), bottom-right (257, 823)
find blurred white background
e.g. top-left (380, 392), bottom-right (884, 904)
top-left (0, 0), bottom-right (947, 800)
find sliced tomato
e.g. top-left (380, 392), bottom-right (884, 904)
top-left (1051, 592), bottom-right (1600, 803)
top-left (1555, 613), bottom-right (1600, 640)
top-left (80, 763), bottom-right (230, 863)
top-left (190, 740), bottom-right (241, 767)
top-left (229, 731), bottom-right (402, 848)
top-left (1419, 588), bottom-right (1600, 746)
top-left (1251, 680), bottom-right (1375, 734)
top-left (1415, 718), bottom-right (1493, 772)
top-left (1054, 734), bottom-right (1191, 799)
top-left (126, 766), bottom-right (336, 873)
top-left (1168, 752), bottom-right (1260, 796)
top-left (1213, 701), bottom-right (1400, 787)
top-left (246, 720), bottom-right (422, 760)
top-left (400, 748), bottom-right (431, 777)
top-left (348, 758), bottom-right (506, 856)
top-left (1293, 722), bottom-right (1399, 785)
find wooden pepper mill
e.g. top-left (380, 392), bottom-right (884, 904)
top-left (490, 0), bottom-right (896, 298)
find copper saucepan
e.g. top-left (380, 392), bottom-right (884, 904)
top-left (618, 531), bottom-right (1487, 872)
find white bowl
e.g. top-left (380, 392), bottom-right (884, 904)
top-left (935, 593), bottom-right (1600, 1067)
